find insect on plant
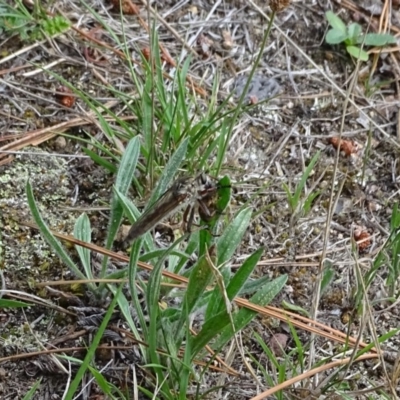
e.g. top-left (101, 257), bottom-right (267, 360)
top-left (122, 173), bottom-right (230, 249)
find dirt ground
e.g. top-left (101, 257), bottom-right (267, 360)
top-left (1, 0), bottom-right (400, 398)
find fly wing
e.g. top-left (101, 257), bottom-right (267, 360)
top-left (122, 174), bottom-right (219, 248)
top-left (122, 177), bottom-right (193, 248)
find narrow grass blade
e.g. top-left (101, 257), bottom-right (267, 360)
top-left (63, 286), bottom-right (121, 400)
top-left (147, 137), bottom-right (189, 207)
top-left (26, 181), bottom-right (91, 285)
top-left (179, 315), bottom-right (192, 400)
top-left (0, 299), bottom-right (31, 308)
top-left (147, 255), bottom-right (173, 396)
top-left (127, 237), bottom-right (149, 340)
top-left (390, 203), bottom-right (400, 231)
top-left (292, 150), bottom-right (320, 208)
top-left (82, 147), bottom-right (117, 173)
top-left (22, 378), bottom-right (42, 400)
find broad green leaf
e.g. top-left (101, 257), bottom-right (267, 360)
top-left (390, 203), bottom-right (400, 231)
top-left (212, 274), bottom-right (287, 350)
top-left (346, 45), bottom-right (369, 61)
top-left (347, 23), bottom-right (362, 41)
top-left (190, 310), bottom-right (231, 357)
top-left (320, 262), bottom-right (335, 295)
top-left (239, 275), bottom-right (272, 295)
top-left (100, 136), bottom-right (140, 280)
top-left (114, 136), bottom-right (140, 196)
top-left (216, 175), bottom-right (231, 215)
top-left (105, 136), bottom-right (140, 251)
top-left (217, 208), bottom-right (252, 265)
top-left (325, 11), bottom-right (347, 33)
top-left (204, 265), bottom-right (230, 319)
top-left (326, 28), bottom-right (348, 44)
top-left (225, 248), bottom-right (263, 300)
top-left (74, 213), bottom-right (93, 281)
top-left (127, 237), bottom-right (149, 339)
top-left (179, 313), bottom-right (192, 400)
top-left (206, 248), bottom-right (263, 319)
top-left (181, 254), bottom-right (214, 320)
top-left (361, 33), bottom-right (397, 47)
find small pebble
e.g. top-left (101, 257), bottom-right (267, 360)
top-left (54, 136), bottom-right (67, 150)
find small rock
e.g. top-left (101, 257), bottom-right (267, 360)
top-left (54, 136), bottom-right (67, 150)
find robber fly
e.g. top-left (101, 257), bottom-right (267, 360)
top-left (122, 173), bottom-right (219, 249)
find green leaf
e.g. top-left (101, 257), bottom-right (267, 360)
top-left (347, 23), bottom-right (362, 41)
top-left (99, 137), bottom-right (140, 282)
top-left (190, 310), bottom-right (231, 357)
top-left (127, 237), bottom-right (149, 338)
top-left (82, 147), bottom-right (117, 173)
top-left (26, 181), bottom-right (91, 285)
top-left (239, 275), bottom-right (272, 296)
top-left (282, 300), bottom-right (309, 317)
top-left (325, 11), bottom-right (347, 33)
top-left (303, 190), bottom-right (321, 214)
top-left (105, 136), bottom-right (140, 250)
top-left (114, 189), bottom-right (154, 251)
top-left (147, 137), bottom-right (189, 207)
top-left (390, 203), bottom-right (400, 231)
top-left (320, 262), bottom-right (335, 295)
top-left (181, 254), bottom-right (214, 319)
top-left (74, 213), bottom-right (93, 281)
top-left (225, 248), bottom-right (263, 299)
top-left (64, 287), bottom-right (121, 400)
top-left (212, 274), bottom-right (287, 351)
top-left (361, 33), bottom-right (397, 47)
top-left (0, 299), bottom-right (31, 308)
top-left (206, 248), bottom-right (264, 319)
top-left (326, 28), bottom-right (348, 44)
top-left (217, 208), bottom-right (252, 266)
top-left (22, 379), bottom-right (42, 400)
top-left (346, 45), bottom-right (369, 61)
top-left (88, 367), bottom-right (112, 394)
top-left (216, 175), bottom-right (231, 215)
top-left (354, 328), bottom-right (399, 359)
top-left (293, 151), bottom-right (320, 206)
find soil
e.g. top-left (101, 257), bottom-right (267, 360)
top-left (1, 0), bottom-right (400, 398)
